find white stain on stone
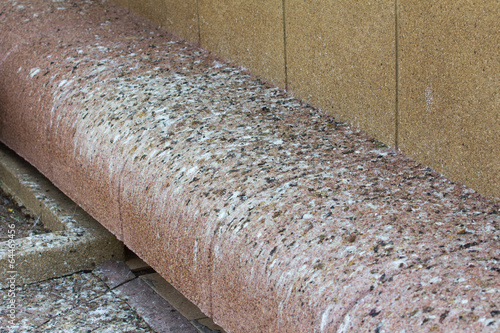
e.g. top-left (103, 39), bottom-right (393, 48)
top-left (29, 67), bottom-right (40, 78)
top-left (425, 85), bottom-right (434, 113)
top-left (320, 304), bottom-right (335, 332)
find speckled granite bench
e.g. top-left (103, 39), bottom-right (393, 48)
top-left (1, 1), bottom-right (499, 332)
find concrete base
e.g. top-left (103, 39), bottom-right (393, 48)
top-left (0, 145), bottom-right (123, 287)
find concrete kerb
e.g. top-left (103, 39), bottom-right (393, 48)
top-left (0, 145), bottom-right (124, 287)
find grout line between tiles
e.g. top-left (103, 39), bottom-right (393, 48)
top-left (196, 0), bottom-right (202, 46)
top-left (282, 0), bottom-right (288, 90)
top-left (395, 0), bottom-right (400, 149)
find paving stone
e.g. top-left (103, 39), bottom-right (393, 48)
top-left (0, 272), bottom-right (153, 333)
top-left (141, 273), bottom-right (225, 332)
top-left (141, 273), bottom-right (206, 321)
top-left (95, 260), bottom-right (136, 290)
top-left (126, 254), bottom-right (152, 273)
top-left (0, 145), bottom-right (123, 287)
top-left (195, 317), bottom-right (225, 332)
top-left (114, 278), bottom-right (198, 333)
top-left (37, 292), bottom-right (153, 333)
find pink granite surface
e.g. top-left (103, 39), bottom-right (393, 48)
top-left (0, 1), bottom-right (498, 332)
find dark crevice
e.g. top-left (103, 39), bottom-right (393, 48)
top-left (117, 159), bottom-right (129, 241)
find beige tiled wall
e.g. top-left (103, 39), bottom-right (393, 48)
top-left (110, 0), bottom-right (128, 8)
top-left (128, 0), bottom-right (167, 27)
top-left (398, 0), bottom-right (499, 200)
top-left (161, 0), bottom-right (199, 43)
top-left (285, 1), bottom-right (396, 146)
top-left (198, 0), bottom-right (286, 87)
top-left (108, 0), bottom-right (499, 200)
top-left (123, 0), bottom-right (199, 42)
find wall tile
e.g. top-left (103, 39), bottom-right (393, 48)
top-left (398, 0), bottom-right (499, 200)
top-left (128, 0), bottom-right (168, 27)
top-left (199, 0), bottom-right (286, 87)
top-left (109, 0), bottom-right (129, 9)
top-left (127, 1), bottom-right (198, 43)
top-left (162, 0), bottom-right (199, 43)
top-left (286, 1), bottom-right (396, 146)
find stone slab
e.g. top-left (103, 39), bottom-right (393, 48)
top-left (126, 253), bottom-right (152, 273)
top-left (0, 145), bottom-right (123, 287)
top-left (114, 278), bottom-right (198, 333)
top-left (96, 259), bottom-right (205, 332)
top-left (141, 273), bottom-right (207, 321)
top-left (128, 0), bottom-right (168, 28)
top-left (110, 0), bottom-right (129, 9)
top-left (96, 260), bottom-right (136, 289)
top-left (0, 271), bottom-right (153, 332)
top-left (141, 273), bottom-right (225, 332)
top-left (107, 0), bottom-right (499, 201)
top-left (124, 0), bottom-right (199, 43)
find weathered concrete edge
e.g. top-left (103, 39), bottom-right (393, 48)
top-left (0, 145), bottom-right (124, 287)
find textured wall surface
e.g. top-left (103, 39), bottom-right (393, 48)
top-left (286, 1), bottom-right (397, 146)
top-left (128, 0), bottom-right (167, 28)
top-left (198, 0), bottom-right (286, 87)
top-left (161, 0), bottom-right (199, 43)
top-left (110, 0), bottom-right (128, 8)
top-left (397, 0), bottom-right (500, 200)
top-left (126, 0), bottom-right (199, 42)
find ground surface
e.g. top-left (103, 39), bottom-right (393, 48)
top-left (0, 185), bottom-right (156, 332)
top-left (1, 271), bottom-right (156, 332)
top-left (0, 177), bottom-right (206, 333)
top-left (0, 186), bottom-right (49, 241)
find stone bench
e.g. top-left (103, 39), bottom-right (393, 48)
top-left (1, 1), bottom-right (498, 332)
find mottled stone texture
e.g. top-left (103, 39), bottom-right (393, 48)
top-left (0, 1), bottom-right (499, 332)
top-left (198, 0), bottom-right (286, 87)
top-left (0, 32), bottom-right (53, 181)
top-left (285, 0), bottom-right (397, 147)
top-left (398, 0), bottom-right (500, 200)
